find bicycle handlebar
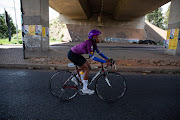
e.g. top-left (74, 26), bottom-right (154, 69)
top-left (91, 59), bottom-right (117, 70)
top-left (98, 59), bottom-right (117, 70)
top-left (108, 59), bottom-right (117, 70)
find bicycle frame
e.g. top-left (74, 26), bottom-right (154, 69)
top-left (50, 59), bottom-right (126, 102)
top-left (88, 64), bottom-right (106, 86)
top-left (73, 63), bottom-right (109, 86)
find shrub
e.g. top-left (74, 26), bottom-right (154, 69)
top-left (50, 38), bottom-right (56, 41)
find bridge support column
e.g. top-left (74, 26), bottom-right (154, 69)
top-left (165, 0), bottom-right (180, 56)
top-left (22, 0), bottom-right (49, 53)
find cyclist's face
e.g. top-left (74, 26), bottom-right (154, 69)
top-left (94, 35), bottom-right (101, 43)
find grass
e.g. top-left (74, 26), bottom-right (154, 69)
top-left (0, 38), bottom-right (63, 45)
top-left (50, 39), bottom-right (64, 43)
top-left (0, 38), bottom-right (22, 45)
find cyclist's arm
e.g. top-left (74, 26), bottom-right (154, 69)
top-left (95, 48), bottom-right (108, 60)
top-left (89, 52), bottom-right (106, 63)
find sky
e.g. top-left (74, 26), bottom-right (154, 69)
top-left (0, 0), bottom-right (59, 30)
top-left (0, 0), bottom-right (171, 30)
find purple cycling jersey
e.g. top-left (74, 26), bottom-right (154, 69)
top-left (71, 40), bottom-right (97, 55)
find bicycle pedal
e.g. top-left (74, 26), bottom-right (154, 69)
top-left (78, 90), bottom-right (94, 95)
top-left (79, 90), bottom-right (86, 95)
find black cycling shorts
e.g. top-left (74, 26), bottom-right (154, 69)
top-left (67, 50), bottom-right (86, 67)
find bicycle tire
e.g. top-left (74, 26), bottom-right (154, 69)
top-left (95, 72), bottom-right (127, 103)
top-left (49, 70), bottom-right (79, 101)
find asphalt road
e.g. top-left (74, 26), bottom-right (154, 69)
top-left (0, 69), bottom-right (180, 120)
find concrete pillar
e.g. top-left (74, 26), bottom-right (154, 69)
top-left (22, 0), bottom-right (49, 52)
top-left (165, 0), bottom-right (180, 56)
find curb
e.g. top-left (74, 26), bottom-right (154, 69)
top-left (0, 63), bottom-right (180, 74)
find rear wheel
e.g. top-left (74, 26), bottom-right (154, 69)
top-left (95, 72), bottom-right (126, 102)
top-left (49, 70), bottom-right (79, 101)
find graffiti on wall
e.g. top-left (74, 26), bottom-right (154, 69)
top-left (166, 29), bottom-right (179, 50)
top-left (29, 25), bottom-right (35, 35)
top-left (35, 25), bottom-right (42, 35)
top-left (22, 25), bottom-right (49, 49)
top-left (23, 25), bottom-right (49, 37)
top-left (105, 38), bottom-right (139, 43)
top-left (24, 25), bottom-right (29, 35)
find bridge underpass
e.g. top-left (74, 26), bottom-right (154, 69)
top-left (21, 0), bottom-right (179, 56)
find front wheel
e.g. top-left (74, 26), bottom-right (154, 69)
top-left (95, 72), bottom-right (127, 102)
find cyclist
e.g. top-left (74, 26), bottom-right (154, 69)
top-left (67, 30), bottom-right (110, 95)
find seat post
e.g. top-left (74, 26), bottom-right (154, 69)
top-left (75, 65), bottom-right (78, 70)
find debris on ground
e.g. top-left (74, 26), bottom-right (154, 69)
top-left (28, 57), bottom-right (180, 67)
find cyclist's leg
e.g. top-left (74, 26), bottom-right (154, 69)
top-left (80, 61), bottom-right (91, 80)
top-left (67, 50), bottom-right (94, 95)
top-left (80, 61), bottom-right (94, 95)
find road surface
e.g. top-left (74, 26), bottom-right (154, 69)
top-left (0, 69), bottom-right (180, 120)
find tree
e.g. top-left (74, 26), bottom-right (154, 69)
top-left (146, 7), bottom-right (165, 30)
top-left (0, 13), bottom-right (16, 39)
top-left (164, 3), bottom-right (171, 29)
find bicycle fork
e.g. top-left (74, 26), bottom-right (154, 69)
top-left (104, 74), bottom-right (112, 88)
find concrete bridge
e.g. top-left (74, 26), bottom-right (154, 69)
top-left (21, 0), bottom-right (179, 56)
top-left (50, 0), bottom-right (169, 20)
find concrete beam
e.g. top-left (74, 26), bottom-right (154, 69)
top-left (50, 0), bottom-right (170, 20)
top-left (78, 0), bottom-right (91, 18)
top-left (49, 0), bottom-right (90, 19)
top-left (113, 0), bottom-right (170, 20)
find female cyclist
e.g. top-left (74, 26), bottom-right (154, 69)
top-left (67, 30), bottom-right (110, 95)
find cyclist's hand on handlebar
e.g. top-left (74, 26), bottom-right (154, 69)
top-left (105, 59), bottom-right (112, 66)
top-left (111, 59), bottom-right (116, 64)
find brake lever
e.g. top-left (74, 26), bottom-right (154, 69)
top-left (114, 63), bottom-right (117, 70)
top-left (111, 59), bottom-right (117, 70)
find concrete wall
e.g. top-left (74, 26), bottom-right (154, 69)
top-left (66, 24), bottom-right (146, 42)
top-left (145, 21), bottom-right (167, 43)
top-left (60, 13), bottom-right (146, 42)
top-left (22, 0), bottom-right (49, 52)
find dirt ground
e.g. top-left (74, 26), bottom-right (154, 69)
top-left (28, 57), bottom-right (180, 67)
top-left (27, 43), bottom-right (180, 68)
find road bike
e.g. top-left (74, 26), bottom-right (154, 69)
top-left (49, 59), bottom-right (127, 103)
